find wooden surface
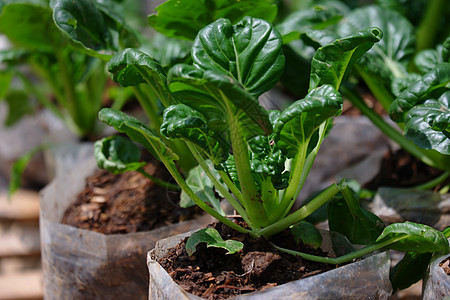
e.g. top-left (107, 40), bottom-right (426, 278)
top-left (0, 189), bottom-right (43, 300)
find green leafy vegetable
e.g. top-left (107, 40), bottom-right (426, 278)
top-left (403, 91), bottom-right (450, 154)
top-left (96, 14), bottom-right (448, 280)
top-left (161, 104), bottom-right (229, 165)
top-left (273, 84), bottom-right (342, 158)
top-left (390, 251), bottom-right (433, 293)
top-left (98, 108), bottom-right (178, 163)
top-left (310, 27), bottom-right (383, 90)
top-left (337, 5), bottom-right (414, 82)
top-left (377, 222), bottom-right (449, 253)
top-left (51, 0), bottom-right (139, 59)
top-left (328, 184), bottom-right (385, 245)
top-left (94, 135), bottom-right (145, 174)
top-left (185, 228), bottom-right (243, 256)
top-left (148, 0), bottom-right (277, 40)
top-left (192, 16), bottom-right (285, 96)
top-left (180, 162), bottom-right (224, 215)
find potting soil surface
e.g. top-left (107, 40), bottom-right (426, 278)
top-left (62, 158), bottom-right (204, 234)
top-left (158, 220), bottom-right (338, 299)
top-left (364, 148), bottom-right (446, 191)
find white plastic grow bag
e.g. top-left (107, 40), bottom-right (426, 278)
top-left (147, 230), bottom-right (392, 299)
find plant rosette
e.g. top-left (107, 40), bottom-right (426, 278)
top-left (97, 15), bottom-right (449, 299)
top-left (40, 144), bottom-right (213, 300)
top-left (147, 228), bottom-right (392, 299)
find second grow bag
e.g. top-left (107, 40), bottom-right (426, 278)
top-left (40, 144), bottom-right (212, 299)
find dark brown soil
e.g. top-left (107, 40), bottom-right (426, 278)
top-left (158, 220), bottom-right (337, 299)
top-left (364, 148), bottom-right (446, 191)
top-left (62, 158), bottom-right (204, 234)
top-left (440, 258), bottom-right (450, 276)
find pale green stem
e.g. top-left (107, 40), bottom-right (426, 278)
top-left (55, 51), bottom-right (83, 136)
top-left (259, 184), bottom-right (340, 238)
top-left (276, 142), bottom-right (308, 219)
top-left (163, 159), bottom-right (255, 237)
top-left (137, 168), bottom-right (180, 191)
top-left (413, 171), bottom-right (450, 191)
top-left (356, 65), bottom-right (394, 112)
top-left (132, 86), bottom-right (161, 130)
top-left (218, 170), bottom-right (245, 207)
top-left (222, 95), bottom-right (267, 228)
top-left (271, 234), bottom-right (408, 264)
top-left (185, 143), bottom-right (250, 224)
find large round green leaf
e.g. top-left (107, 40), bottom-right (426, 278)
top-left (168, 64), bottom-right (272, 139)
top-left (51, 0), bottom-right (139, 60)
top-left (338, 5), bottom-right (415, 81)
top-left (403, 92), bottom-right (450, 154)
top-left (192, 17), bottom-right (285, 96)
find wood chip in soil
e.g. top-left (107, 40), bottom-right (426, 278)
top-left (158, 221), bottom-right (338, 299)
top-left (440, 258), bottom-right (450, 276)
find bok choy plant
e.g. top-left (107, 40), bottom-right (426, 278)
top-left (275, 3), bottom-right (450, 191)
top-left (96, 17), bottom-right (449, 268)
top-left (335, 5), bottom-right (450, 188)
top-left (0, 0), bottom-right (139, 195)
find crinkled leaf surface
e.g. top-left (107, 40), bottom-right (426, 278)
top-left (186, 228), bottom-right (243, 256)
top-left (192, 16), bottom-right (285, 96)
top-left (248, 134), bottom-right (289, 190)
top-left (391, 73), bottom-right (421, 97)
top-left (376, 222), bottom-right (449, 253)
top-left (161, 104), bottom-right (229, 165)
top-left (403, 91), bottom-right (450, 154)
top-left (180, 161), bottom-right (223, 215)
top-left (310, 27), bottom-right (382, 90)
top-left (168, 64), bottom-right (271, 139)
top-left (107, 48), bottom-right (170, 102)
top-left (0, 3), bottom-right (62, 51)
top-left (389, 63), bottom-right (450, 122)
top-left (51, 0), bottom-right (139, 59)
top-left (98, 108), bottom-right (178, 162)
top-left (273, 84), bottom-right (342, 158)
top-left (148, 0), bottom-right (277, 40)
top-left (337, 5), bottom-right (414, 82)
top-left (94, 135), bottom-right (145, 174)
top-left (414, 49), bottom-right (444, 74)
